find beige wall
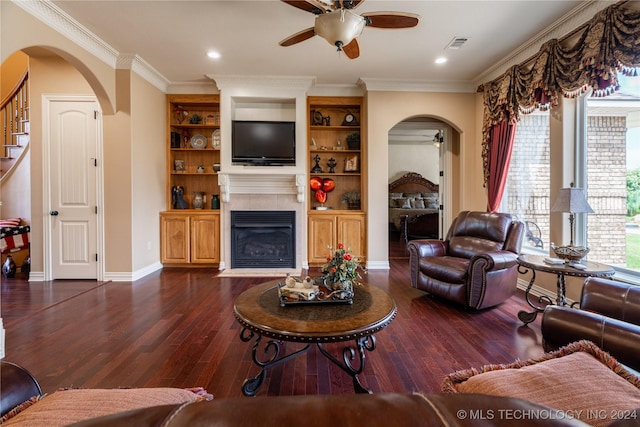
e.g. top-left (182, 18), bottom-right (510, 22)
top-left (366, 90), bottom-right (486, 265)
top-left (1, 51), bottom-right (28, 100)
top-left (130, 72), bottom-right (166, 272)
top-left (388, 144), bottom-right (439, 184)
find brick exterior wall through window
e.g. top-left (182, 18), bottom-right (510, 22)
top-left (586, 115), bottom-right (627, 266)
top-left (504, 114), bottom-right (627, 266)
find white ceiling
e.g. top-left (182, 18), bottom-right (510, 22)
top-left (48, 0), bottom-right (606, 89)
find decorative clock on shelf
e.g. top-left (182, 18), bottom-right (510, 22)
top-left (342, 112), bottom-right (358, 126)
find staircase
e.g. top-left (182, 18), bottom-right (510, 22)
top-left (1, 71), bottom-right (30, 182)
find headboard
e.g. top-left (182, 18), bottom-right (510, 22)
top-left (389, 172), bottom-right (438, 194)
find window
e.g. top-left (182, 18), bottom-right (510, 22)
top-left (501, 111), bottom-right (550, 252)
top-left (581, 75), bottom-right (640, 276)
top-left (502, 76), bottom-right (639, 281)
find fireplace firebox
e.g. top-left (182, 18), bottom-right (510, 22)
top-left (231, 211), bottom-right (295, 268)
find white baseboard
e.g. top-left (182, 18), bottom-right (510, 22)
top-left (104, 262), bottom-right (163, 282)
top-left (367, 261), bottom-right (390, 270)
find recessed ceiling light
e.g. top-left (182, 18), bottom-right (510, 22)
top-left (207, 50), bottom-right (221, 59)
top-left (435, 57), bottom-right (447, 64)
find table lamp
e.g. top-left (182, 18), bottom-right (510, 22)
top-left (550, 184), bottom-right (594, 261)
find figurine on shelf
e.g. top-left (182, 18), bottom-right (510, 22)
top-left (181, 129), bottom-right (190, 148)
top-left (311, 154), bottom-right (324, 173)
top-left (327, 157), bottom-right (337, 173)
top-left (172, 186), bottom-right (188, 209)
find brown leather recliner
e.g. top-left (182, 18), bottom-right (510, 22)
top-left (541, 276), bottom-right (640, 373)
top-left (407, 211), bottom-right (524, 310)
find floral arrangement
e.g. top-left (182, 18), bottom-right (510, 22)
top-left (321, 243), bottom-right (366, 287)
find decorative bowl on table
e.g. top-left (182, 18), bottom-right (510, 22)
top-left (550, 243), bottom-right (589, 262)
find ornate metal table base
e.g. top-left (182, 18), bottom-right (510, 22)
top-left (240, 327), bottom-right (376, 396)
top-left (516, 255), bottom-right (614, 325)
top-left (517, 264), bottom-right (559, 325)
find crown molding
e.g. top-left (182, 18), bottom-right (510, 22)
top-left (166, 81), bottom-right (220, 95)
top-left (357, 78), bottom-right (475, 93)
top-left (15, 0), bottom-right (170, 92)
top-left (208, 75), bottom-right (316, 92)
top-left (13, 0), bottom-right (118, 67)
top-left (117, 54), bottom-right (169, 92)
top-left (473, 0), bottom-right (616, 86)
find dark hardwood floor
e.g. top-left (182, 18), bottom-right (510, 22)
top-left (1, 239), bottom-right (544, 398)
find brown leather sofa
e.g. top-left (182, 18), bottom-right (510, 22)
top-left (407, 211), bottom-right (524, 309)
top-left (69, 394), bottom-right (590, 427)
top-left (541, 276), bottom-right (640, 373)
top-left (0, 360), bottom-right (592, 427)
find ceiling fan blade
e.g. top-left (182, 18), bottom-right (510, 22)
top-left (361, 12), bottom-right (421, 29)
top-left (342, 38), bottom-right (360, 59)
top-left (281, 0), bottom-right (329, 14)
top-left (279, 27), bottom-right (316, 47)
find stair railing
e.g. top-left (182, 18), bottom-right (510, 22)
top-left (1, 70), bottom-right (29, 181)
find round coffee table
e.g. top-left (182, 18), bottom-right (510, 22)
top-left (517, 254), bottom-right (614, 324)
top-left (233, 280), bottom-right (397, 396)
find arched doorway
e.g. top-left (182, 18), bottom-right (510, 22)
top-left (387, 116), bottom-right (452, 258)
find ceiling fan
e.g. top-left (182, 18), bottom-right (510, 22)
top-left (279, 0), bottom-right (420, 59)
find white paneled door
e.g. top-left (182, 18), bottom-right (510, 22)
top-left (44, 96), bottom-right (101, 279)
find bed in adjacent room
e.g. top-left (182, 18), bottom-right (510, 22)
top-left (388, 172), bottom-right (440, 244)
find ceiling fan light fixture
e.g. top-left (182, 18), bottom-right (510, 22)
top-left (315, 9), bottom-right (365, 50)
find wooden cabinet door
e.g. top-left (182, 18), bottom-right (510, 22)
top-left (337, 214), bottom-right (366, 261)
top-left (308, 215), bottom-right (336, 264)
top-left (160, 213), bottom-right (189, 264)
top-left (190, 214), bottom-right (220, 263)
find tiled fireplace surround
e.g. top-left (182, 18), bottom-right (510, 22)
top-left (218, 173), bottom-right (306, 274)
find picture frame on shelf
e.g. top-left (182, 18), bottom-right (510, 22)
top-left (344, 155), bottom-right (359, 172)
top-left (174, 159), bottom-right (185, 172)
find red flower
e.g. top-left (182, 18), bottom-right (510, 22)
top-left (326, 257), bottom-right (331, 262)
top-left (330, 267), bottom-right (337, 273)
top-left (337, 243), bottom-right (344, 249)
top-left (343, 253), bottom-right (352, 261)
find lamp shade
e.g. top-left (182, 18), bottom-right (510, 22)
top-left (550, 187), bottom-right (594, 214)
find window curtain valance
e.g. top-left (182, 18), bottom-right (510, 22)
top-left (480, 0), bottom-right (640, 186)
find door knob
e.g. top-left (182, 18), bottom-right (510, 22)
top-left (50, 210), bottom-right (59, 216)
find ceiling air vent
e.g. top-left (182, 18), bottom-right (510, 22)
top-left (445, 37), bottom-right (469, 50)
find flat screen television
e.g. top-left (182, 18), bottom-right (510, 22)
top-left (232, 120), bottom-right (296, 165)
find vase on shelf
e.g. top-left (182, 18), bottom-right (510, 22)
top-left (211, 194), bottom-right (220, 210)
top-left (192, 192), bottom-right (206, 209)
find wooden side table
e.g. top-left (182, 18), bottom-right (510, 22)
top-left (516, 254), bottom-right (614, 324)
top-left (233, 280), bottom-right (397, 396)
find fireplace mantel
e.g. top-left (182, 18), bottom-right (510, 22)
top-left (218, 173), bottom-right (306, 203)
